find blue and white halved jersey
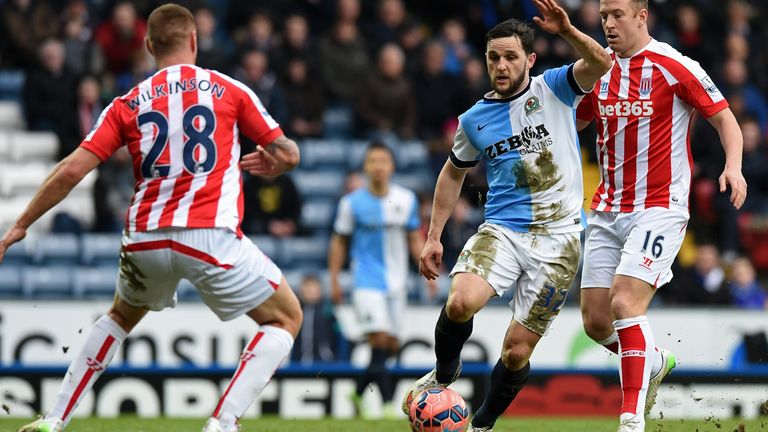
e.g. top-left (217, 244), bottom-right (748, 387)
top-left (451, 63), bottom-right (587, 234)
top-left (333, 184), bottom-right (420, 293)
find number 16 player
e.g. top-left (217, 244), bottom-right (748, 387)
top-left (402, 1), bottom-right (612, 431)
top-left (577, 0), bottom-right (747, 430)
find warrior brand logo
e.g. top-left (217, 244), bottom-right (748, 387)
top-left (240, 352), bottom-right (255, 362)
top-left (86, 357), bottom-right (104, 372)
top-left (621, 350), bottom-right (646, 358)
top-left (597, 100), bottom-right (654, 117)
top-left (640, 257), bottom-right (654, 269)
top-left (484, 124), bottom-right (552, 159)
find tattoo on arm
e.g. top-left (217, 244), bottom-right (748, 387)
top-left (266, 135), bottom-right (295, 155)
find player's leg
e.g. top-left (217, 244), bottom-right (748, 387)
top-left (580, 211), bottom-right (622, 354)
top-left (402, 224), bottom-right (520, 414)
top-left (436, 272), bottom-right (495, 381)
top-left (611, 275), bottom-right (656, 430)
top-left (470, 321), bottom-right (538, 431)
top-left (612, 208), bottom-right (688, 430)
top-left (19, 298), bottom-right (149, 432)
top-left (206, 276), bottom-right (301, 430)
top-left (470, 230), bottom-right (579, 431)
top-left (20, 233), bottom-right (178, 432)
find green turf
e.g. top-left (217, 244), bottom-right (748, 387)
top-left (2, 417), bottom-right (767, 432)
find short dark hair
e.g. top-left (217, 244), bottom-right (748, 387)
top-left (147, 4), bottom-right (196, 58)
top-left (485, 19), bottom-right (535, 55)
top-left (632, 0), bottom-right (649, 11)
top-left (365, 141), bottom-right (395, 162)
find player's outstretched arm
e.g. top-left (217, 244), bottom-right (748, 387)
top-left (532, 0), bottom-right (612, 90)
top-left (707, 108), bottom-right (748, 209)
top-left (420, 160), bottom-right (469, 280)
top-left (0, 148), bottom-right (101, 264)
top-left (241, 135), bottom-right (300, 177)
top-left (328, 234), bottom-right (349, 304)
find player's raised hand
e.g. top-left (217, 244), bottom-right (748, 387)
top-left (532, 0), bottom-right (572, 35)
top-left (419, 238), bottom-right (443, 280)
top-left (719, 166), bottom-right (748, 209)
top-left (241, 145), bottom-right (281, 177)
top-left (0, 224), bottom-right (26, 264)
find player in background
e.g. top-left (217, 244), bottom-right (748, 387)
top-left (329, 142), bottom-right (437, 418)
top-left (0, 5), bottom-right (303, 432)
top-left (576, 0), bottom-right (747, 430)
top-left (402, 1), bottom-right (612, 431)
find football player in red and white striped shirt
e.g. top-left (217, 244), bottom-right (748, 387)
top-left (0, 5), bottom-right (303, 432)
top-left (576, 1), bottom-right (747, 431)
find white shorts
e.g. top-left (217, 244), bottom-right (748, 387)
top-left (117, 228), bottom-right (282, 321)
top-left (450, 222), bottom-right (581, 336)
top-left (581, 208), bottom-right (689, 289)
top-left (351, 288), bottom-right (406, 338)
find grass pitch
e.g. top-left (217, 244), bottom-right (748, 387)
top-left (1, 416), bottom-right (766, 431)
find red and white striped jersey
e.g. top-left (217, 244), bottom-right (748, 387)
top-left (577, 39), bottom-right (728, 213)
top-left (81, 64), bottom-right (283, 235)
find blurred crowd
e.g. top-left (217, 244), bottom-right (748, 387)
top-left (1, 0), bottom-right (767, 316)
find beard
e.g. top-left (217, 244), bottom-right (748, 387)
top-left (493, 72), bottom-right (527, 97)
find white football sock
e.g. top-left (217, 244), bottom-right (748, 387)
top-left (212, 326), bottom-right (294, 425)
top-left (48, 315), bottom-right (127, 424)
top-left (650, 346), bottom-right (663, 377)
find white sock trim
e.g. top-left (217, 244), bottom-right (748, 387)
top-left (94, 315), bottom-right (128, 342)
top-left (597, 331), bottom-right (619, 346)
top-left (613, 315), bottom-right (648, 330)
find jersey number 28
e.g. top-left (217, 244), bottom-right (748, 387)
top-left (138, 105), bottom-right (217, 178)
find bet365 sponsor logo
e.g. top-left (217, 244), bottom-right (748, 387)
top-left (597, 100), bottom-right (654, 117)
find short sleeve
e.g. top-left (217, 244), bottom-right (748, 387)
top-left (669, 57), bottom-right (728, 118)
top-left (449, 121), bottom-right (480, 168)
top-left (543, 63), bottom-right (588, 108)
top-left (234, 81), bottom-right (284, 146)
top-left (79, 99), bottom-right (124, 161)
top-left (576, 93), bottom-right (596, 122)
top-left (333, 196), bottom-right (355, 236)
top-left (406, 192), bottom-right (420, 231)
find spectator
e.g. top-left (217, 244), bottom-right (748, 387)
top-left (397, 18), bottom-right (426, 77)
top-left (356, 43), bottom-right (417, 139)
top-left (720, 58), bottom-right (768, 135)
top-left (94, 1), bottom-right (147, 75)
top-left (234, 49), bottom-right (287, 125)
top-left (22, 39), bottom-right (79, 160)
top-left (282, 58), bottom-right (325, 138)
top-left (291, 274), bottom-right (339, 364)
top-left (194, 6), bottom-right (232, 73)
top-left (0, 0), bottom-right (59, 69)
top-left (61, 2), bottom-right (100, 76)
top-left (318, 20), bottom-right (369, 104)
top-left (738, 117), bottom-right (768, 212)
top-left (76, 76), bottom-right (102, 139)
top-left (366, 0), bottom-right (407, 56)
top-left (458, 57), bottom-right (490, 111)
top-left (271, 14), bottom-right (317, 78)
top-left (412, 41), bottom-right (461, 139)
top-left (336, 0), bottom-right (362, 24)
top-left (673, 4), bottom-right (711, 68)
top-left (439, 18), bottom-right (474, 75)
top-left (242, 174), bottom-right (303, 237)
top-left (236, 11), bottom-right (275, 55)
top-left (666, 244), bottom-right (730, 306)
top-left (575, 0), bottom-right (604, 44)
top-left (729, 257), bottom-right (767, 310)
